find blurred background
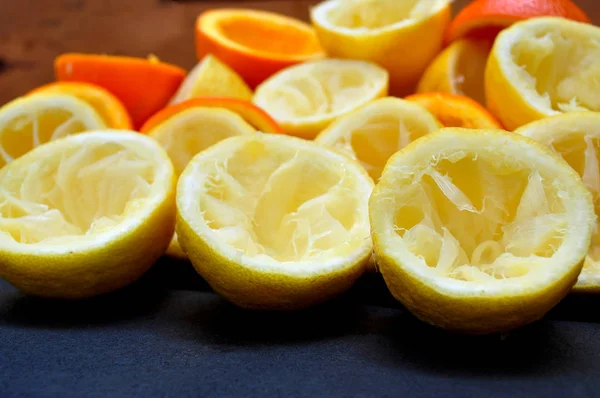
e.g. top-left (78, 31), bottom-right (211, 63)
top-left (1, 0), bottom-right (599, 105)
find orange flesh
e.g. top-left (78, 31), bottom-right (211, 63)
top-left (217, 18), bottom-right (322, 57)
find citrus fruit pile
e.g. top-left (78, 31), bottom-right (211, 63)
top-left (0, 0), bottom-right (599, 335)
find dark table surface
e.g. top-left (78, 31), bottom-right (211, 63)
top-left (3, 259), bottom-right (600, 397)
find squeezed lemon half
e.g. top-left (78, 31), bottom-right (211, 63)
top-left (177, 133), bottom-right (373, 309)
top-left (486, 17), bottom-right (600, 130)
top-left (253, 58), bottom-right (388, 139)
top-left (370, 128), bottom-right (595, 333)
top-left (0, 130), bottom-right (176, 298)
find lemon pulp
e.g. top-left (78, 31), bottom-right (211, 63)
top-left (316, 98), bottom-right (439, 181)
top-left (516, 114), bottom-right (600, 286)
top-left (509, 25), bottom-right (600, 113)
top-left (0, 140), bottom-right (158, 244)
top-left (343, 114), bottom-right (428, 179)
top-left (259, 66), bottom-right (379, 120)
top-left (189, 137), bottom-right (369, 262)
top-left (371, 128), bottom-right (595, 333)
top-left (391, 149), bottom-right (572, 281)
top-left (217, 16), bottom-right (319, 57)
top-left (150, 108), bottom-right (255, 176)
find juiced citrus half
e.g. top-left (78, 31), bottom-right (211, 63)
top-left (315, 97), bottom-right (441, 181)
top-left (485, 17), bottom-right (600, 130)
top-left (516, 113), bottom-right (600, 292)
top-left (176, 133), bottom-right (373, 309)
top-left (253, 59), bottom-right (388, 139)
top-left (29, 82), bottom-right (133, 129)
top-left (370, 128), bottom-right (595, 334)
top-left (311, 0), bottom-right (451, 95)
top-left (169, 54), bottom-right (253, 105)
top-left (146, 107), bottom-right (256, 176)
top-left (55, 53), bottom-right (186, 129)
top-left (417, 39), bottom-right (492, 105)
top-left (0, 93), bottom-right (106, 167)
top-left (196, 9), bottom-right (324, 87)
top-left (0, 131), bottom-right (176, 298)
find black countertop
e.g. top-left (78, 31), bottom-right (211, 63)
top-left (2, 259), bottom-right (600, 397)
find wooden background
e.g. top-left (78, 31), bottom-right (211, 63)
top-left (1, 0), bottom-right (599, 105)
